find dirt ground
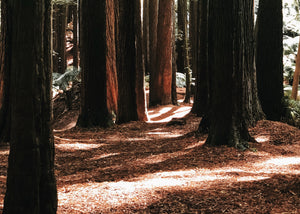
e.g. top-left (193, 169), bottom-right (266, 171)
top-left (0, 90), bottom-right (300, 213)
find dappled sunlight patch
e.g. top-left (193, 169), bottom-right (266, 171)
top-left (264, 157), bottom-right (300, 166)
top-left (55, 143), bottom-right (103, 151)
top-left (146, 131), bottom-right (182, 138)
top-left (57, 166), bottom-right (280, 213)
top-left (89, 153), bottom-right (120, 161)
top-left (255, 135), bottom-right (270, 143)
top-left (148, 105), bottom-right (191, 123)
top-left (185, 140), bottom-right (205, 150)
top-left (0, 150), bottom-right (9, 156)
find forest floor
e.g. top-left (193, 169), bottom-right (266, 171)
top-left (0, 89), bottom-right (300, 213)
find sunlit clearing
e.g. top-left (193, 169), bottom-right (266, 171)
top-left (89, 153), bottom-right (120, 161)
top-left (264, 157), bottom-right (300, 166)
top-left (55, 143), bottom-right (103, 151)
top-left (255, 135), bottom-right (270, 143)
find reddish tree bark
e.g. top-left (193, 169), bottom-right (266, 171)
top-left (156, 0), bottom-right (173, 105)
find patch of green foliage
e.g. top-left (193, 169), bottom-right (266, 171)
top-left (282, 96), bottom-right (300, 128)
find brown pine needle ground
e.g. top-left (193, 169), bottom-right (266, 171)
top-left (0, 101), bottom-right (300, 213)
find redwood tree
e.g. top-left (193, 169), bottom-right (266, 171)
top-left (155, 0), bottom-right (173, 105)
top-left (115, 0), bottom-right (138, 123)
top-left (77, 0), bottom-right (116, 127)
top-left (204, 0), bottom-right (258, 149)
top-left (149, 0), bottom-right (159, 106)
top-left (4, 0), bottom-right (57, 212)
top-left (256, 0), bottom-right (284, 121)
top-left (0, 0), bottom-right (10, 143)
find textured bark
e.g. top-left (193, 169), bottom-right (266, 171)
top-left (3, 0), bottom-right (57, 213)
top-left (55, 4), bottom-right (67, 73)
top-left (182, 0), bottom-right (191, 103)
top-left (156, 0), bottom-right (173, 105)
top-left (256, 0), bottom-right (284, 121)
top-left (192, 0), bottom-right (209, 116)
top-left (149, 0), bottom-right (159, 106)
top-left (204, 0), bottom-right (255, 149)
top-left (0, 0), bottom-right (10, 143)
top-left (176, 0), bottom-right (185, 74)
top-left (71, 4), bottom-right (79, 68)
top-left (135, 0), bottom-right (149, 121)
top-left (172, 0), bottom-right (178, 105)
top-left (143, 0), bottom-right (150, 76)
top-left (115, 0), bottom-right (138, 123)
top-left (291, 38), bottom-right (300, 100)
top-left (77, 0), bottom-right (114, 127)
top-left (106, 0), bottom-right (118, 116)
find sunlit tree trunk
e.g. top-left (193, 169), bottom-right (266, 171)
top-left (156, 0), bottom-right (173, 105)
top-left (4, 0), bottom-right (57, 212)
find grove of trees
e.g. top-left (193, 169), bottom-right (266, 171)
top-left (0, 0), bottom-right (299, 212)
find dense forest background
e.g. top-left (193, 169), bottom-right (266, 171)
top-left (0, 0), bottom-right (300, 213)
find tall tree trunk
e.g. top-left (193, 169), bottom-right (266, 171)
top-left (71, 4), bottom-right (78, 68)
top-left (0, 0), bottom-right (10, 143)
top-left (149, 0), bottom-right (159, 106)
top-left (291, 37), bottom-right (300, 100)
top-left (183, 0), bottom-right (191, 103)
top-left (116, 0), bottom-right (139, 123)
top-left (193, 0), bottom-right (209, 116)
top-left (156, 0), bottom-right (173, 105)
top-left (204, 0), bottom-right (255, 150)
top-left (172, 0), bottom-right (178, 105)
top-left (143, 0), bottom-right (150, 76)
top-left (136, 0), bottom-right (149, 121)
top-left (55, 4), bottom-right (67, 73)
top-left (3, 0), bottom-right (57, 213)
top-left (176, 0), bottom-right (185, 74)
top-left (77, 0), bottom-right (115, 127)
top-left (256, 0), bottom-right (284, 121)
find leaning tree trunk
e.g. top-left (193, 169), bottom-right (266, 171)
top-left (204, 0), bottom-right (255, 150)
top-left (256, 0), bottom-right (284, 121)
top-left (156, 0), bottom-right (173, 105)
top-left (0, 0), bottom-right (10, 143)
top-left (77, 0), bottom-right (116, 127)
top-left (3, 0), bottom-right (57, 213)
top-left (291, 37), bottom-right (300, 100)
